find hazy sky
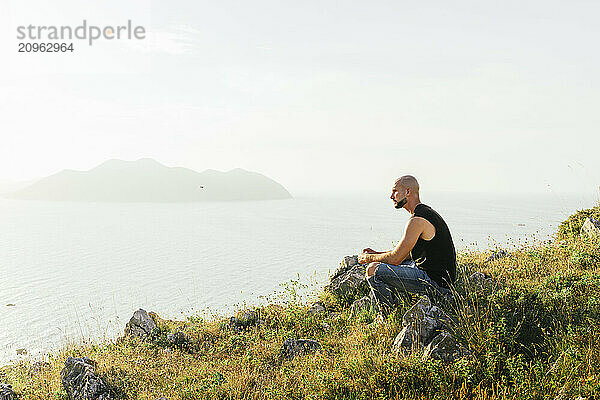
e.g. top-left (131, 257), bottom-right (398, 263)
top-left (1, 0), bottom-right (599, 195)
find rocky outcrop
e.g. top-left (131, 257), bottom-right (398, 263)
top-left (0, 384), bottom-right (17, 400)
top-left (60, 357), bottom-right (113, 400)
top-left (581, 217), bottom-right (600, 239)
top-left (327, 255), bottom-right (368, 300)
top-left (392, 295), bottom-right (465, 362)
top-left (124, 309), bottom-right (157, 340)
top-left (281, 339), bottom-right (322, 360)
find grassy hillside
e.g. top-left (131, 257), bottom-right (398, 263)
top-left (2, 206), bottom-right (600, 399)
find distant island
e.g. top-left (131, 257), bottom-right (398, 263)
top-left (5, 158), bottom-right (292, 202)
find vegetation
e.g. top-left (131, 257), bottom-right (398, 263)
top-left (2, 206), bottom-right (600, 399)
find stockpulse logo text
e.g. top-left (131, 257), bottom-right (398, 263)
top-left (16, 20), bottom-right (146, 50)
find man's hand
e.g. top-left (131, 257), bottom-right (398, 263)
top-left (362, 248), bottom-right (377, 254)
top-left (357, 253), bottom-right (372, 264)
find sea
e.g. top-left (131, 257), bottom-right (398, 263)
top-left (0, 191), bottom-right (597, 365)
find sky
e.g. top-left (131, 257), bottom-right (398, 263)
top-left (0, 0), bottom-right (599, 195)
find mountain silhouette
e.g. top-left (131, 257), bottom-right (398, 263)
top-left (7, 158), bottom-right (292, 202)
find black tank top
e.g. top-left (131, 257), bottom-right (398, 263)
top-left (410, 203), bottom-right (456, 288)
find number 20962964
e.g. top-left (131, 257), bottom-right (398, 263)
top-left (18, 43), bottom-right (74, 52)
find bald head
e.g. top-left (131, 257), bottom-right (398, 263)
top-left (394, 175), bottom-right (419, 193)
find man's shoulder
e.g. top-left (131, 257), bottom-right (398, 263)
top-left (414, 203), bottom-right (447, 222)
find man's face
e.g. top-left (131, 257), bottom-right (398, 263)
top-left (390, 184), bottom-right (407, 209)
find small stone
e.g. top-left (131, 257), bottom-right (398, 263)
top-left (167, 331), bottom-right (191, 349)
top-left (124, 309), bottom-right (157, 341)
top-left (5, 304), bottom-right (15, 307)
top-left (281, 339), bottom-right (321, 360)
top-left (0, 384), bottom-right (18, 400)
top-left (61, 357), bottom-right (113, 399)
top-left (228, 309), bottom-right (258, 331)
top-left (485, 250), bottom-right (509, 262)
top-left (308, 302), bottom-right (326, 315)
top-left (469, 272), bottom-right (493, 287)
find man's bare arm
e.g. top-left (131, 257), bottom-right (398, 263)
top-left (358, 218), bottom-right (424, 265)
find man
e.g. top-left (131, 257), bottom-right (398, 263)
top-left (358, 175), bottom-right (456, 316)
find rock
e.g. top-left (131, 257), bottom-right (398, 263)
top-left (422, 332), bottom-right (465, 362)
top-left (0, 384), bottom-right (17, 400)
top-left (327, 264), bottom-right (368, 298)
top-left (485, 250), bottom-right (509, 262)
top-left (332, 255), bottom-right (360, 278)
top-left (281, 339), bottom-right (322, 360)
top-left (581, 217), bottom-right (600, 239)
top-left (6, 304), bottom-right (15, 307)
top-left (402, 296), bottom-right (432, 326)
top-left (392, 325), bottom-right (422, 355)
top-left (469, 272), bottom-right (493, 287)
top-left (228, 309), bottom-right (258, 331)
top-left (124, 309), bottom-right (157, 340)
top-left (167, 331), bottom-right (192, 349)
top-left (392, 295), bottom-right (451, 356)
top-left (60, 357), bottom-right (113, 400)
top-left (308, 302), bottom-right (326, 316)
top-left (349, 296), bottom-right (373, 318)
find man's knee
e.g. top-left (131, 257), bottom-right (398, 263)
top-left (365, 262), bottom-right (381, 278)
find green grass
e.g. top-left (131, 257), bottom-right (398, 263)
top-left (2, 205), bottom-right (600, 399)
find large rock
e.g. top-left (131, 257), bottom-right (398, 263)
top-left (60, 357), bottom-right (113, 400)
top-left (327, 256), bottom-right (368, 299)
top-left (124, 309), bottom-right (157, 340)
top-left (391, 295), bottom-right (461, 361)
top-left (0, 384), bottom-right (17, 400)
top-left (392, 324), bottom-right (422, 355)
top-left (333, 255), bottom-right (360, 277)
top-left (581, 217), bottom-right (600, 239)
top-left (402, 296), bottom-right (444, 343)
top-left (281, 339), bottom-right (322, 360)
top-left (422, 332), bottom-right (465, 362)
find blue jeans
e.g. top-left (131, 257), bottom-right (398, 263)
top-left (367, 261), bottom-right (449, 316)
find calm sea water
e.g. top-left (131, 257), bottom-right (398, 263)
top-left (0, 191), bottom-right (596, 365)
